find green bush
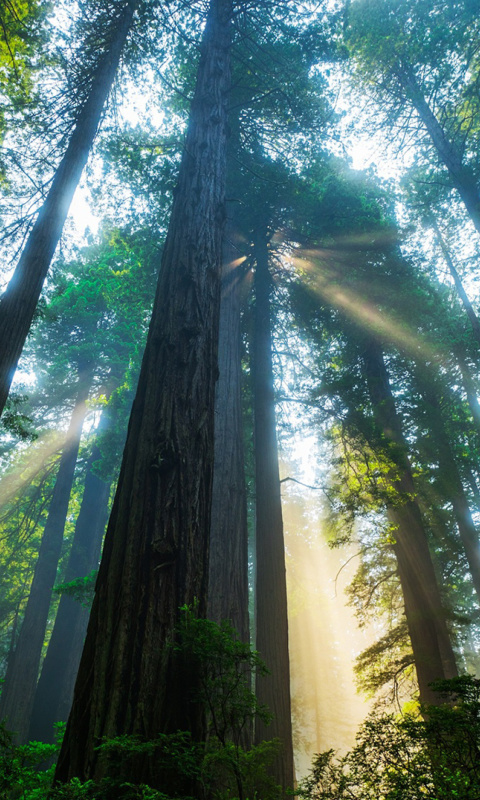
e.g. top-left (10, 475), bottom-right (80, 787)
top-left (297, 675), bottom-right (480, 800)
top-left (0, 609), bottom-right (283, 800)
top-left (0, 721), bottom-right (62, 799)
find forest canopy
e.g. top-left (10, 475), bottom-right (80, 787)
top-left (0, 0), bottom-right (480, 797)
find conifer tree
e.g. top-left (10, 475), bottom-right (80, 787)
top-left (0, 0), bottom-right (138, 416)
top-left (0, 367), bottom-right (92, 742)
top-left (55, 0), bottom-right (234, 787)
top-left (253, 227), bottom-right (295, 789)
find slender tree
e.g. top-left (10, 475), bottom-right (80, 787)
top-left (55, 0), bottom-right (234, 786)
top-left (361, 336), bottom-right (458, 703)
top-left (429, 219), bottom-right (480, 347)
top-left (28, 441), bottom-right (110, 743)
top-left (0, 0), bottom-right (138, 416)
top-left (413, 363), bottom-right (480, 605)
top-left (0, 367), bottom-right (92, 741)
top-left (252, 227), bottom-right (295, 790)
top-left (345, 0), bottom-right (480, 234)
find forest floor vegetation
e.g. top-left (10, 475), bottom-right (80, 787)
top-left (1, 619), bottom-right (480, 799)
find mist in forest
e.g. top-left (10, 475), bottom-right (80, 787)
top-left (281, 469), bottom-right (374, 777)
top-left (1, 0), bottom-right (480, 796)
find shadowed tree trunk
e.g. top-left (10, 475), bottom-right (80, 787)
top-left (415, 365), bottom-right (480, 605)
top-left (456, 350), bottom-right (480, 433)
top-left (208, 219), bottom-right (249, 643)
top-left (0, 0), bottom-right (137, 417)
top-left (430, 218), bottom-right (480, 346)
top-left (362, 337), bottom-right (457, 704)
top-left (29, 442), bottom-right (110, 743)
top-left (55, 0), bottom-right (233, 788)
top-left (252, 228), bottom-right (295, 791)
top-left (0, 370), bottom-right (92, 742)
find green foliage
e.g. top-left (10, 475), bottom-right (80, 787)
top-left (297, 676), bottom-right (480, 800)
top-left (1, 395), bottom-right (37, 443)
top-left (53, 569), bottom-right (97, 608)
top-left (0, 611), bottom-right (282, 799)
top-left (175, 606), bottom-right (272, 745)
top-left (0, 719), bottom-right (63, 799)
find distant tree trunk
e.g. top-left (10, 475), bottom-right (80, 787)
top-left (0, 0), bottom-right (137, 417)
top-left (0, 372), bottom-right (91, 742)
top-left (208, 219), bottom-right (249, 643)
top-left (55, 0), bottom-right (233, 788)
top-left (362, 338), bottom-right (457, 704)
top-left (402, 68), bottom-right (480, 235)
top-left (455, 349), bottom-right (480, 433)
top-left (415, 366), bottom-right (480, 604)
top-left (430, 219), bottom-right (480, 346)
top-left (466, 470), bottom-right (480, 511)
top-left (252, 228), bottom-right (295, 791)
top-left (29, 443), bottom-right (110, 743)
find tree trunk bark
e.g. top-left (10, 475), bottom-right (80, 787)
top-left (55, 0), bottom-right (233, 788)
top-left (29, 444), bottom-right (110, 743)
top-left (252, 228), bottom-right (295, 791)
top-left (362, 338), bottom-right (457, 704)
top-left (0, 372), bottom-right (91, 742)
top-left (0, 0), bottom-right (137, 417)
top-left (208, 219), bottom-right (249, 644)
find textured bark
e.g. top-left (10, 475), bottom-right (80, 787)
top-left (362, 338), bottom-right (457, 704)
top-left (29, 444), bottom-right (110, 743)
top-left (55, 0), bottom-right (233, 787)
top-left (208, 221), bottom-right (249, 643)
top-left (0, 374), bottom-right (91, 742)
top-left (416, 369), bottom-right (480, 605)
top-left (0, 0), bottom-right (137, 417)
top-left (253, 230), bottom-right (295, 791)
top-left (401, 68), bottom-right (480, 236)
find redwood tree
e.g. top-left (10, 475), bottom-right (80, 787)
top-left (208, 219), bottom-right (250, 643)
top-left (362, 336), bottom-right (458, 703)
top-left (0, 0), bottom-right (137, 416)
top-left (55, 0), bottom-right (234, 786)
top-left (28, 441), bottom-right (110, 743)
top-left (252, 228), bottom-right (295, 790)
top-left (0, 368), bottom-right (92, 742)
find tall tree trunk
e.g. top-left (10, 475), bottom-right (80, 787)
top-left (252, 228), bottom-right (295, 791)
top-left (401, 67), bottom-right (480, 235)
top-left (208, 219), bottom-right (249, 643)
top-left (0, 0), bottom-right (137, 417)
top-left (454, 349), bottom-right (480, 433)
top-left (362, 338), bottom-right (457, 704)
top-left (0, 372), bottom-right (91, 742)
top-left (29, 444), bottom-right (110, 743)
top-left (430, 219), bottom-right (480, 346)
top-left (55, 0), bottom-right (233, 787)
top-left (415, 366), bottom-right (480, 604)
